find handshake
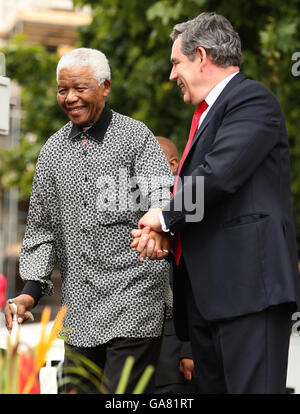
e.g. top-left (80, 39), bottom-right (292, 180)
top-left (130, 208), bottom-right (172, 262)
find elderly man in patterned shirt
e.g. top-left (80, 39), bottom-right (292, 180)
top-left (5, 48), bottom-right (173, 393)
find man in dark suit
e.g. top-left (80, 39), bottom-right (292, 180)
top-left (133, 12), bottom-right (300, 393)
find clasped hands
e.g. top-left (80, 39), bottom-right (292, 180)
top-left (130, 208), bottom-right (171, 262)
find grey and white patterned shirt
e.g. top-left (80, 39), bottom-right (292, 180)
top-left (20, 105), bottom-right (174, 347)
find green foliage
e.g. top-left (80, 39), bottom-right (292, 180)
top-left (3, 34), bottom-right (65, 138)
top-left (1, 0), bottom-right (300, 228)
top-left (0, 136), bottom-right (41, 199)
top-left (0, 34), bottom-right (66, 197)
top-left (73, 0), bottom-right (300, 228)
top-left (73, 0), bottom-right (209, 152)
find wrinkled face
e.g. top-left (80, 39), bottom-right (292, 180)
top-left (169, 37), bottom-right (203, 105)
top-left (57, 66), bottom-right (111, 127)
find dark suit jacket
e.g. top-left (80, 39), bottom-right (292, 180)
top-left (162, 72), bottom-right (300, 339)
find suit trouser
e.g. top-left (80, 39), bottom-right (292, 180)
top-left (184, 267), bottom-right (294, 394)
top-left (63, 337), bottom-right (162, 394)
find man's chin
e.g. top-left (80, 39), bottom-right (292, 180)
top-left (183, 95), bottom-right (192, 104)
top-left (183, 95), bottom-right (201, 105)
top-left (68, 115), bottom-right (90, 127)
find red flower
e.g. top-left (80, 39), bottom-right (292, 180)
top-left (0, 273), bottom-right (7, 308)
top-left (18, 352), bottom-right (40, 394)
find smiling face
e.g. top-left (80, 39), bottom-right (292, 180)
top-left (169, 37), bottom-right (205, 105)
top-left (57, 66), bottom-right (111, 127)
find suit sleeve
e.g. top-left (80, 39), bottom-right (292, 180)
top-left (163, 82), bottom-right (283, 231)
top-left (179, 341), bottom-right (194, 360)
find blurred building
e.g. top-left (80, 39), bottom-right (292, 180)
top-left (0, 0), bottom-right (91, 52)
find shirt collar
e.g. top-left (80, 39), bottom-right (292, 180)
top-left (205, 71), bottom-right (240, 108)
top-left (68, 103), bottom-right (112, 140)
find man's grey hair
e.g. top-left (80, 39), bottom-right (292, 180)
top-left (170, 12), bottom-right (242, 67)
top-left (56, 47), bottom-right (111, 84)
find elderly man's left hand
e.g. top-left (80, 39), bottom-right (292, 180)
top-left (130, 227), bottom-right (171, 262)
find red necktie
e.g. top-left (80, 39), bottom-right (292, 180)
top-left (173, 100), bottom-right (208, 265)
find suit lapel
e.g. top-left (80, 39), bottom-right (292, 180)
top-left (180, 72), bottom-right (246, 174)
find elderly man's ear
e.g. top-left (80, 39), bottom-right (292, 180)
top-left (102, 79), bottom-right (111, 95)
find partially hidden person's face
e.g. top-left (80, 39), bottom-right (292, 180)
top-left (169, 37), bottom-right (203, 105)
top-left (57, 66), bottom-right (111, 127)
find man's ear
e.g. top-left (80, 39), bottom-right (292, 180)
top-left (103, 79), bottom-right (111, 96)
top-left (169, 157), bottom-right (179, 175)
top-left (196, 46), bottom-right (208, 68)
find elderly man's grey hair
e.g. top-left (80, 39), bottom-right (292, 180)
top-left (170, 12), bottom-right (242, 68)
top-left (56, 47), bottom-right (111, 84)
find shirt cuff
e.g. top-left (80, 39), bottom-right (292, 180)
top-left (159, 211), bottom-right (170, 232)
top-left (21, 281), bottom-right (43, 307)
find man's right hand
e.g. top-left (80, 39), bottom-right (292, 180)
top-left (179, 358), bottom-right (196, 381)
top-left (5, 294), bottom-right (35, 333)
top-left (130, 227), bottom-right (171, 262)
top-left (138, 208), bottom-right (163, 232)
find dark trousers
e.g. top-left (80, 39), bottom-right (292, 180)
top-left (63, 337), bottom-right (162, 394)
top-left (185, 270), bottom-right (294, 394)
